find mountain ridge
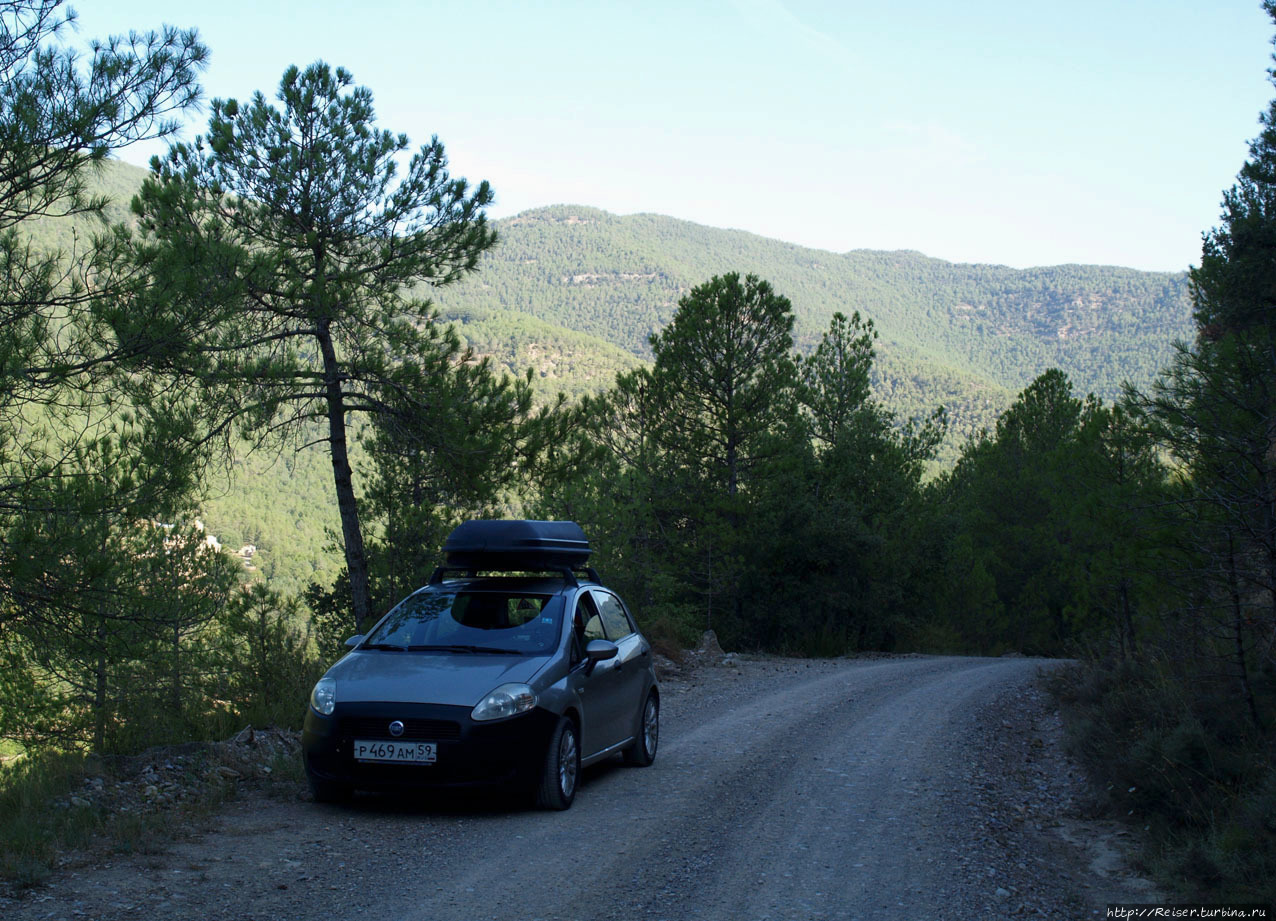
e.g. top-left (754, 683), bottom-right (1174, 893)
top-left (79, 162), bottom-right (1191, 424)
top-left (432, 201), bottom-right (1193, 441)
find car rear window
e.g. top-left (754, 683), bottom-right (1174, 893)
top-left (363, 591), bottom-right (564, 655)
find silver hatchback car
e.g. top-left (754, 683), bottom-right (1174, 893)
top-left (301, 520), bottom-right (660, 809)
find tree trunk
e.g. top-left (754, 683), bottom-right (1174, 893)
top-left (257, 606), bottom-right (269, 700)
top-left (316, 320), bottom-right (373, 631)
top-left (94, 615), bottom-right (107, 754)
top-left (1119, 576), bottom-right (1137, 658)
top-left (706, 542), bottom-right (713, 633)
top-left (1226, 531), bottom-right (1263, 731)
top-left (1263, 456), bottom-right (1276, 666)
top-left (171, 619), bottom-right (181, 721)
top-left (1266, 330), bottom-right (1276, 631)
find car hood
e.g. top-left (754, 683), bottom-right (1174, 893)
top-left (325, 651), bottom-right (548, 707)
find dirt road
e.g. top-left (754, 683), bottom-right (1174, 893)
top-left (5, 655), bottom-right (1154, 920)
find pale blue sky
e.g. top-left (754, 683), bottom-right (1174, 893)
top-left (75, 0), bottom-right (1275, 271)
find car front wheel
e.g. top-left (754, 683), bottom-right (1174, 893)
top-left (308, 773), bottom-right (352, 804)
top-left (536, 716), bottom-right (580, 810)
top-left (623, 691), bottom-right (658, 767)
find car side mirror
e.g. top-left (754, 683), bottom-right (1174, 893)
top-left (583, 639), bottom-right (618, 676)
top-left (344, 634), bottom-right (364, 649)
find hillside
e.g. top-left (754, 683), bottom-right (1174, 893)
top-left (68, 163), bottom-right (1194, 433)
top-left (38, 161), bottom-right (1195, 596)
top-left (432, 204), bottom-right (1194, 442)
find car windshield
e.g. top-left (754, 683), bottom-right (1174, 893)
top-left (362, 589), bottom-right (564, 655)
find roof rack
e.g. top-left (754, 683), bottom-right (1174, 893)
top-left (427, 564), bottom-right (601, 588)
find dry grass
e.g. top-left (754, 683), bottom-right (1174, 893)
top-left (0, 736), bottom-right (306, 892)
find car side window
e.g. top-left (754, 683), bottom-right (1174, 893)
top-left (596, 592), bottom-right (633, 641)
top-left (576, 592), bottom-right (606, 642)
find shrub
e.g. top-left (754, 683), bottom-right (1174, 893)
top-left (1050, 658), bottom-right (1276, 905)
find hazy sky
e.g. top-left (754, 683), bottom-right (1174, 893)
top-left (75, 0), bottom-right (1275, 271)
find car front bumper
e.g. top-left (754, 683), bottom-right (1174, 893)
top-left (302, 700), bottom-right (559, 792)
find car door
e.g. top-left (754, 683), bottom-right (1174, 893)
top-left (569, 591), bottom-right (630, 757)
top-left (593, 589), bottom-right (648, 743)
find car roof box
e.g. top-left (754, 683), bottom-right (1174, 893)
top-left (442, 520), bottom-right (591, 570)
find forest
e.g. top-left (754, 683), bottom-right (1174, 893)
top-left (0, 0), bottom-right (1273, 903)
top-left (29, 155), bottom-right (1195, 595)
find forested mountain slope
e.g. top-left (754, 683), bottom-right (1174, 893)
top-left (433, 204), bottom-right (1194, 440)
top-left (72, 163), bottom-right (1194, 436)
top-left (53, 162), bottom-right (1194, 593)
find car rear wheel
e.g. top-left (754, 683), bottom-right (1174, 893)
top-left (536, 716), bottom-right (579, 810)
top-left (623, 691), bottom-right (658, 767)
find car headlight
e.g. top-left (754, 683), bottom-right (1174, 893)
top-left (471, 683), bottom-right (536, 721)
top-left (310, 677), bottom-right (337, 716)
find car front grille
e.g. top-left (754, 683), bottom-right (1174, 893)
top-left (339, 716), bottom-right (462, 741)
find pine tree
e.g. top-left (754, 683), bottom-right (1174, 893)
top-left (98, 62), bottom-right (497, 629)
top-left (1128, 2), bottom-right (1276, 725)
top-left (649, 272), bottom-right (798, 500)
top-left (644, 273), bottom-right (800, 638)
top-left (0, 0), bottom-right (210, 752)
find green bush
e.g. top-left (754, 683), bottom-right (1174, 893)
top-left (637, 602), bottom-right (702, 661)
top-left (1050, 659), bottom-right (1276, 905)
top-left (208, 583), bottom-right (326, 731)
top-left (0, 751), bottom-right (103, 888)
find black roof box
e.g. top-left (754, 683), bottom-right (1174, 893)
top-left (442, 520), bottom-right (591, 571)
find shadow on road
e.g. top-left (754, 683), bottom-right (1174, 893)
top-left (308, 755), bottom-right (635, 818)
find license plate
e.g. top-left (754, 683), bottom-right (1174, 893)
top-left (352, 740), bottom-right (438, 764)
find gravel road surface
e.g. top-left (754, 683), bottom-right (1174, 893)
top-left (4, 655), bottom-right (1156, 920)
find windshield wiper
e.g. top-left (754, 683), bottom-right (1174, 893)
top-left (407, 644), bottom-right (523, 655)
top-left (362, 642), bottom-right (407, 651)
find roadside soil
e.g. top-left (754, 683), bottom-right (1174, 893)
top-left (1, 654), bottom-right (1159, 920)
